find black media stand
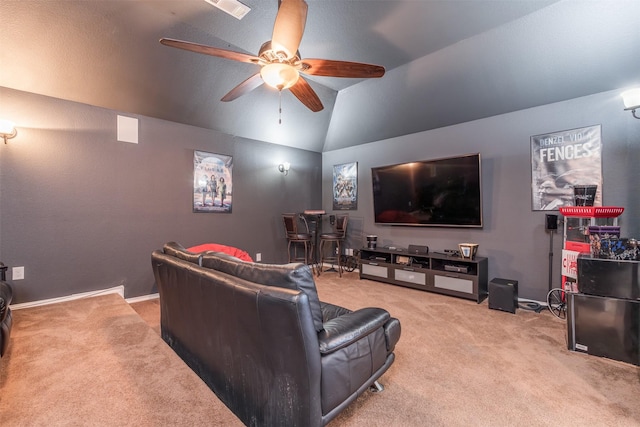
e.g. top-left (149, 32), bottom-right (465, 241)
top-left (359, 247), bottom-right (488, 303)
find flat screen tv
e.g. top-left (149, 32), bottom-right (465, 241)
top-left (372, 153), bottom-right (483, 227)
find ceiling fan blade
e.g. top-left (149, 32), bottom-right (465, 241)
top-left (289, 77), bottom-right (323, 112)
top-left (160, 38), bottom-right (260, 64)
top-left (271, 0), bottom-right (308, 59)
top-left (301, 59), bottom-right (385, 78)
top-left (221, 73), bottom-right (264, 102)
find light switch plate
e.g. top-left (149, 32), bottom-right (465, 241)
top-left (13, 266), bottom-right (24, 280)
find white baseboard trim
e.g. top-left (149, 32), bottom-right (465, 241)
top-left (11, 285), bottom-right (126, 310)
top-left (126, 293), bottom-right (159, 304)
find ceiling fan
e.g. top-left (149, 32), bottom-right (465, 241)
top-left (160, 0), bottom-right (385, 112)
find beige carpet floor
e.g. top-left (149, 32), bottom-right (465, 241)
top-left (0, 293), bottom-right (243, 426)
top-left (2, 272), bottom-right (639, 426)
top-left (133, 271), bottom-right (640, 426)
top-left (312, 273), bottom-right (640, 426)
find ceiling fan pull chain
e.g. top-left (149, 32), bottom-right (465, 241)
top-left (278, 88), bottom-right (283, 124)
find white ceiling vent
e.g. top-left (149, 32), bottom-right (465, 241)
top-left (204, 0), bottom-right (251, 20)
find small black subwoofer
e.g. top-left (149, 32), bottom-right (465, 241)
top-left (489, 278), bottom-right (518, 314)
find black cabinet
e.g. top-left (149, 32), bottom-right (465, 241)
top-left (359, 248), bottom-right (488, 303)
top-left (567, 256), bottom-right (640, 366)
top-left (567, 293), bottom-right (639, 366)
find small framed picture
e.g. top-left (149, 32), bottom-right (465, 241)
top-left (193, 150), bottom-right (233, 213)
top-left (333, 162), bottom-right (358, 210)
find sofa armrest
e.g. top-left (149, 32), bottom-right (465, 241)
top-left (0, 281), bottom-right (12, 323)
top-left (320, 301), bottom-right (352, 322)
top-left (318, 308), bottom-right (390, 355)
top-left (384, 317), bottom-right (401, 353)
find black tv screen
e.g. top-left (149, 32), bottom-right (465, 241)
top-left (372, 153), bottom-right (483, 227)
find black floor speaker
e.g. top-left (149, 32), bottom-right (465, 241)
top-left (489, 278), bottom-right (518, 314)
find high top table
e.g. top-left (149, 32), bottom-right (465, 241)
top-left (302, 210), bottom-right (326, 274)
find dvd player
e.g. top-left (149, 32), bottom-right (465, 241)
top-left (444, 265), bottom-right (469, 274)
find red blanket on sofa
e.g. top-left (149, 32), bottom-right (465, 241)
top-left (187, 243), bottom-right (253, 262)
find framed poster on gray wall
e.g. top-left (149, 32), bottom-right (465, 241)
top-left (531, 125), bottom-right (602, 211)
top-left (333, 162), bottom-right (358, 210)
top-left (193, 150), bottom-right (233, 213)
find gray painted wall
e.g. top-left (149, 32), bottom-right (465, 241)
top-left (0, 87), bottom-right (322, 304)
top-left (2, 86), bottom-right (638, 304)
top-left (322, 89), bottom-right (640, 301)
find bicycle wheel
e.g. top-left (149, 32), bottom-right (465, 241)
top-left (344, 256), bottom-right (358, 272)
top-left (546, 288), bottom-right (567, 319)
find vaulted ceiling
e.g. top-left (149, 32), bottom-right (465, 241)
top-left (1, 1), bottom-right (638, 153)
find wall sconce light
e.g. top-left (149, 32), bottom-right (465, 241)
top-left (622, 88), bottom-right (640, 119)
top-left (0, 119), bottom-right (17, 144)
top-left (278, 162), bottom-right (291, 176)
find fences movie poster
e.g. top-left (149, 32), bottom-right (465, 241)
top-left (531, 125), bottom-right (602, 211)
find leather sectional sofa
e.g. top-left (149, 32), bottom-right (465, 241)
top-left (151, 242), bottom-right (401, 427)
top-left (0, 280), bottom-right (13, 360)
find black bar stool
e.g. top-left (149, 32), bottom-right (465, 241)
top-left (282, 213), bottom-right (314, 266)
top-left (318, 214), bottom-right (348, 276)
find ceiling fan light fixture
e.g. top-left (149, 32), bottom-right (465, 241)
top-left (260, 63), bottom-right (299, 90)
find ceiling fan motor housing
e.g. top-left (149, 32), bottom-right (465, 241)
top-left (258, 41), bottom-right (300, 65)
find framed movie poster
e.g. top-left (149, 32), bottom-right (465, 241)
top-left (333, 162), bottom-right (358, 210)
top-left (193, 150), bottom-right (233, 213)
top-left (531, 125), bottom-right (602, 211)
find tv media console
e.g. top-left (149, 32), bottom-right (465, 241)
top-left (359, 247), bottom-right (488, 303)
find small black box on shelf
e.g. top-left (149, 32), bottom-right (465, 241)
top-left (488, 278), bottom-right (518, 314)
top-left (408, 244), bottom-right (429, 255)
top-left (444, 264), bottom-right (468, 274)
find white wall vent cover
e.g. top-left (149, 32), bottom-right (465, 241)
top-left (204, 0), bottom-right (251, 20)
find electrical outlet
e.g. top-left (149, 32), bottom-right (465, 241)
top-left (13, 266), bottom-right (24, 280)
top-left (256, 253), bottom-right (262, 262)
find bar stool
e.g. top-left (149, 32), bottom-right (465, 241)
top-left (282, 213), bottom-right (314, 266)
top-left (318, 214), bottom-right (348, 276)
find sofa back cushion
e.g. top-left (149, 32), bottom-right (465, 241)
top-left (163, 242), bottom-right (203, 265)
top-left (202, 253), bottom-right (324, 331)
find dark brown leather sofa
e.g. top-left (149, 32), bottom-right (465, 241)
top-left (151, 242), bottom-right (401, 427)
top-left (0, 280), bottom-right (13, 359)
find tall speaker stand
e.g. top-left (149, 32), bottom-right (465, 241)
top-left (548, 229), bottom-right (554, 293)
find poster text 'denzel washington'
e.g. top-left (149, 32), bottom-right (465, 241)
top-left (531, 125), bottom-right (602, 211)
